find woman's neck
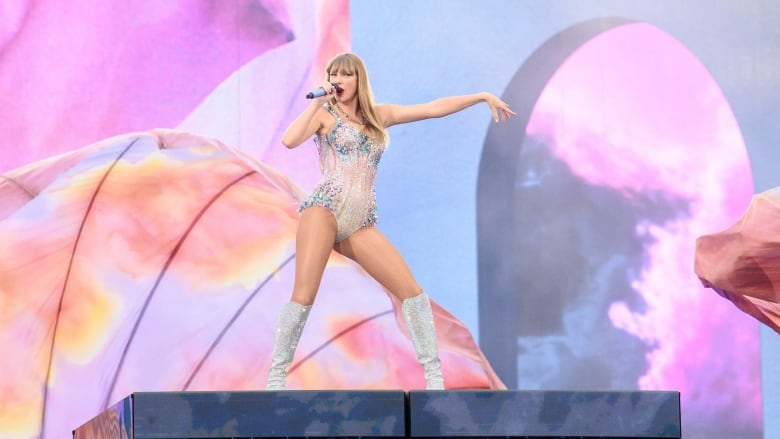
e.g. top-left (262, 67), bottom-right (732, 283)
top-left (337, 98), bottom-right (359, 115)
top-left (333, 99), bottom-right (366, 126)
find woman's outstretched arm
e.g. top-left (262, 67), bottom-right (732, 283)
top-left (378, 92), bottom-right (515, 128)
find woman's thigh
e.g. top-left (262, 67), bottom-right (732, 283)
top-left (291, 206), bottom-right (338, 304)
top-left (335, 227), bottom-right (422, 300)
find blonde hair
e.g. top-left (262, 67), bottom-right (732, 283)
top-left (326, 53), bottom-right (388, 144)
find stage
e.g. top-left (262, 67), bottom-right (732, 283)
top-left (73, 390), bottom-right (681, 438)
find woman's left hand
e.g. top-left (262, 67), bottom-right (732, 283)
top-left (485, 93), bottom-right (516, 123)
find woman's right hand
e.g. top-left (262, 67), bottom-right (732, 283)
top-left (283, 81), bottom-right (334, 148)
top-left (312, 81), bottom-right (336, 102)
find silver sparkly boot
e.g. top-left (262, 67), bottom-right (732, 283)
top-left (402, 292), bottom-right (445, 390)
top-left (265, 301), bottom-right (312, 390)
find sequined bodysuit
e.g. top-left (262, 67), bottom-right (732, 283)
top-left (300, 102), bottom-right (385, 241)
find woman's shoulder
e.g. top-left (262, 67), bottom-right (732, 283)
top-left (374, 103), bottom-right (391, 115)
top-left (373, 103), bottom-right (395, 128)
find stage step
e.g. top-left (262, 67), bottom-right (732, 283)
top-left (73, 390), bottom-right (681, 438)
top-left (408, 390), bottom-right (681, 438)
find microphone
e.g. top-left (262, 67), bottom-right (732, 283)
top-left (306, 83), bottom-right (342, 99)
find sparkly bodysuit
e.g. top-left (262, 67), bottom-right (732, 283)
top-left (299, 102), bottom-right (385, 241)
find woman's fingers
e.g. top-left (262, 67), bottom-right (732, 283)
top-left (497, 100), bottom-right (515, 123)
top-left (493, 102), bottom-right (514, 123)
top-left (487, 94), bottom-right (515, 123)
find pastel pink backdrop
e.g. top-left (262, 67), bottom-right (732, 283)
top-left (0, 2), bottom-right (503, 438)
top-left (0, 130), bottom-right (503, 439)
top-left (0, 0), bottom-right (345, 190)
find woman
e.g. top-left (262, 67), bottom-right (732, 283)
top-left (267, 53), bottom-right (515, 390)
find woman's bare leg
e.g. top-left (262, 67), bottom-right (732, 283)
top-left (266, 207), bottom-right (337, 389)
top-left (291, 207), bottom-right (339, 305)
top-left (335, 227), bottom-right (421, 300)
top-left (336, 227), bottom-right (445, 389)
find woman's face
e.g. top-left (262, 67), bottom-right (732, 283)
top-left (329, 66), bottom-right (358, 102)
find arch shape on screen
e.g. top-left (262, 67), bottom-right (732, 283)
top-left (477, 19), bottom-right (758, 439)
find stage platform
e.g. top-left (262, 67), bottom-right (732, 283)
top-left (73, 390), bottom-right (681, 438)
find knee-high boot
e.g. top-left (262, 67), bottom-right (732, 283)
top-left (402, 292), bottom-right (445, 390)
top-left (265, 301), bottom-right (311, 390)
